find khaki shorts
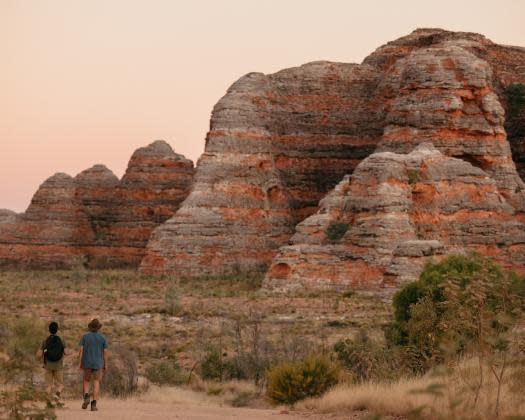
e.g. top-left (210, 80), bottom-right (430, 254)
top-left (45, 368), bottom-right (64, 387)
top-left (82, 368), bottom-right (102, 381)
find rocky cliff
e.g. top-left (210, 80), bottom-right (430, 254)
top-left (141, 63), bottom-right (385, 275)
top-left (0, 141), bottom-right (193, 269)
top-left (264, 143), bottom-right (525, 292)
top-left (142, 28), bottom-right (525, 282)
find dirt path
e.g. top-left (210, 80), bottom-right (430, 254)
top-left (56, 399), bottom-right (341, 420)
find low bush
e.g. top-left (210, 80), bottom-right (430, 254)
top-left (0, 316), bottom-right (46, 383)
top-left (164, 285), bottom-right (184, 316)
top-left (145, 359), bottom-right (186, 385)
top-left (325, 222), bottom-right (349, 242)
top-left (387, 253), bottom-right (525, 373)
top-left (266, 354), bottom-right (339, 405)
top-left (334, 330), bottom-right (408, 383)
top-left (102, 345), bottom-right (139, 397)
top-left (200, 348), bottom-right (242, 382)
top-left (0, 383), bottom-right (56, 419)
top-left (407, 169), bottom-right (419, 184)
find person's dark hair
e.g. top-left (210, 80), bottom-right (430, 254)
top-left (88, 318), bottom-right (102, 332)
top-left (49, 321), bottom-right (59, 335)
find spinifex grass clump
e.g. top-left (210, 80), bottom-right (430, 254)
top-left (266, 354), bottom-right (339, 405)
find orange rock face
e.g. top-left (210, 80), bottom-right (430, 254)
top-left (142, 28), bottom-right (525, 280)
top-left (0, 141), bottom-right (193, 269)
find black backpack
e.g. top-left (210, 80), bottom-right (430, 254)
top-left (44, 335), bottom-right (64, 362)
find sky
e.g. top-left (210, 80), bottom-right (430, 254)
top-left (1, 0), bottom-right (524, 212)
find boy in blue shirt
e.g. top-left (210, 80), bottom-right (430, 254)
top-left (79, 318), bottom-right (109, 411)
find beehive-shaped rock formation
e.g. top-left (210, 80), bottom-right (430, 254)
top-left (0, 141), bottom-right (194, 269)
top-left (142, 28), bottom-right (525, 279)
top-left (264, 144), bottom-right (525, 292)
top-left (141, 63), bottom-right (385, 275)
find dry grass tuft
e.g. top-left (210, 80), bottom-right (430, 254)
top-left (136, 380), bottom-right (260, 409)
top-left (138, 385), bottom-right (214, 406)
top-left (298, 359), bottom-right (525, 418)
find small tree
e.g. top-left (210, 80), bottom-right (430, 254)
top-left (386, 254), bottom-right (525, 375)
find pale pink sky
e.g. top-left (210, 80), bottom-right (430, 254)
top-left (1, 0), bottom-right (524, 212)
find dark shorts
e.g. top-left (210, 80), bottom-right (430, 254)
top-left (82, 368), bottom-right (102, 381)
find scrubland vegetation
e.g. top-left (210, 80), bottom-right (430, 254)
top-left (1, 253), bottom-right (524, 419)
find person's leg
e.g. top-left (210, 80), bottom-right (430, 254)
top-left (92, 378), bottom-right (100, 401)
top-left (55, 369), bottom-right (64, 395)
top-left (82, 369), bottom-right (90, 395)
top-left (90, 370), bottom-right (101, 411)
top-left (44, 369), bottom-right (53, 394)
top-left (82, 369), bottom-right (91, 409)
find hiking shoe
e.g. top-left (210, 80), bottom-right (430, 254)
top-left (52, 391), bottom-right (64, 408)
top-left (90, 400), bottom-right (98, 411)
top-left (82, 393), bottom-right (90, 409)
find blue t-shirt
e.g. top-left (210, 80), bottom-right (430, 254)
top-left (80, 332), bottom-right (108, 369)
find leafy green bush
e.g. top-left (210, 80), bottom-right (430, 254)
top-left (386, 254), bottom-right (525, 372)
top-left (145, 359), bottom-right (186, 385)
top-left (334, 330), bottom-right (408, 383)
top-left (200, 348), bottom-right (243, 382)
top-left (0, 316), bottom-right (46, 383)
top-left (266, 354), bottom-right (339, 405)
top-left (325, 222), bottom-right (349, 242)
top-left (407, 169), bottom-right (419, 184)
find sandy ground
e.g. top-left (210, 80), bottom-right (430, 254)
top-left (56, 399), bottom-right (348, 420)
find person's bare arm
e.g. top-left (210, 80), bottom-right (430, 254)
top-left (103, 348), bottom-right (109, 371)
top-left (36, 347), bottom-right (43, 360)
top-left (78, 346), bottom-right (84, 369)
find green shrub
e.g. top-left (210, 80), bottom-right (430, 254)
top-left (0, 384), bottom-right (56, 419)
top-left (0, 316), bottom-right (46, 383)
top-left (407, 169), bottom-right (419, 184)
top-left (387, 254), bottom-right (525, 371)
top-left (200, 348), bottom-right (242, 382)
top-left (389, 254), bottom-right (500, 345)
top-left (334, 330), bottom-right (409, 383)
top-left (266, 354), bottom-right (339, 405)
top-left (325, 222), bottom-right (349, 242)
top-left (145, 359), bottom-right (186, 385)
